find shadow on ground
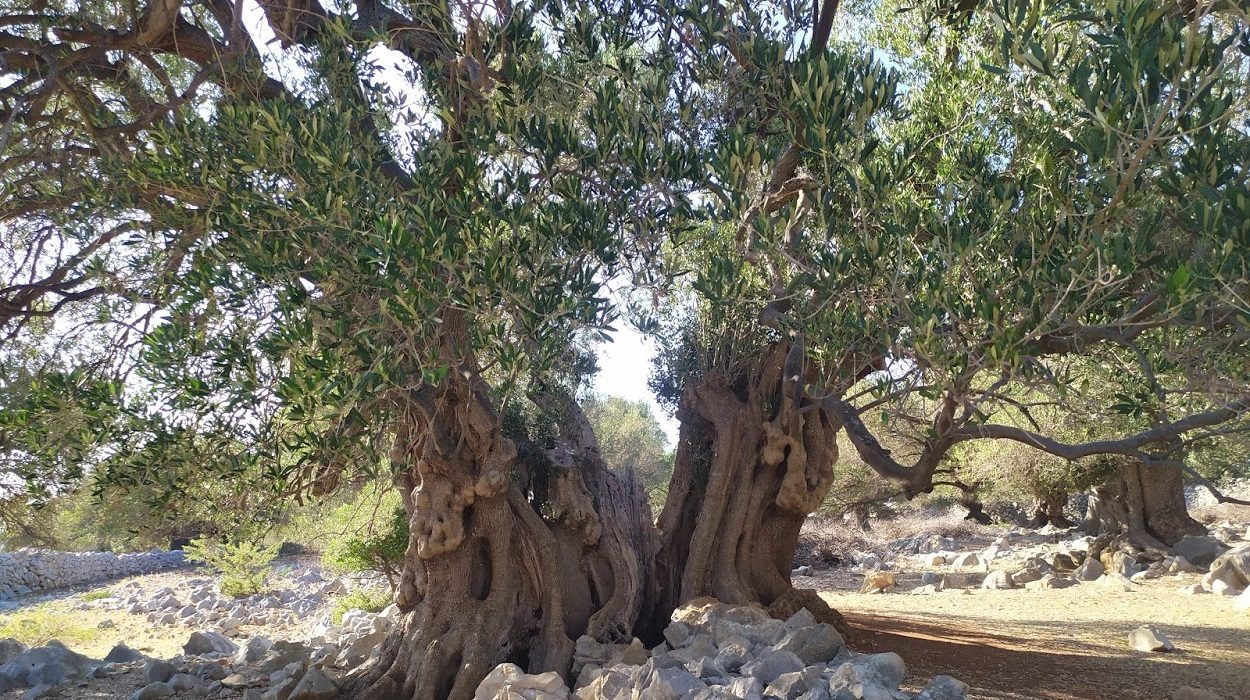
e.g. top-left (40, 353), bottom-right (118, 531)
top-left (849, 611), bottom-right (1250, 700)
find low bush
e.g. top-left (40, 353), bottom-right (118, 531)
top-left (184, 536), bottom-right (280, 598)
top-left (330, 588), bottom-right (392, 624)
top-left (322, 506), bottom-right (408, 591)
top-left (0, 606), bottom-right (98, 647)
top-left (80, 588), bottom-right (112, 602)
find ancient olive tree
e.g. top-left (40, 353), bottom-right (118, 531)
top-left (2, 0), bottom-right (706, 696)
top-left (4, 0), bottom-right (1250, 698)
top-left (649, 0), bottom-right (1250, 565)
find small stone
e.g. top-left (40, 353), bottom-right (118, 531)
top-left (473, 664), bottom-right (563, 700)
top-left (773, 623), bottom-right (844, 665)
top-left (1024, 575), bottom-right (1076, 590)
top-left (923, 554), bottom-right (946, 567)
top-left (1073, 558), bottom-right (1104, 582)
top-left (859, 571), bottom-right (895, 593)
top-left (713, 643), bottom-right (752, 673)
top-left (739, 649), bottom-right (804, 684)
top-left (1128, 626), bottom-right (1174, 652)
top-left (21, 684), bottom-right (58, 700)
top-left (169, 673), bottom-right (202, 691)
top-left (146, 660), bottom-right (177, 684)
top-left (763, 666), bottom-right (823, 700)
top-left (1177, 584), bottom-right (1207, 595)
top-left (1210, 579), bottom-right (1241, 596)
top-left (951, 553), bottom-right (979, 568)
top-left (130, 682), bottom-right (175, 700)
top-left (1174, 535), bottom-right (1229, 568)
top-left (915, 675), bottom-right (971, 700)
top-left (184, 630), bottom-right (238, 656)
top-left (1236, 587), bottom-right (1250, 610)
top-left (104, 644), bottom-right (145, 664)
top-left (981, 571), bottom-right (1015, 590)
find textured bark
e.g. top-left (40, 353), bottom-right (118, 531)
top-left (1029, 490), bottom-right (1073, 529)
top-left (349, 339), bottom-right (850, 698)
top-left (349, 364), bottom-right (654, 700)
top-left (649, 343), bottom-right (844, 639)
top-left (1084, 459), bottom-right (1205, 550)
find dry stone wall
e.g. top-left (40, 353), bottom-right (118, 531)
top-left (0, 548), bottom-right (185, 600)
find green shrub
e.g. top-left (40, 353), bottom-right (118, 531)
top-left (330, 588), bottom-right (393, 624)
top-left (0, 606), bottom-right (98, 647)
top-left (322, 506), bottom-right (408, 591)
top-left (184, 536), bottom-right (280, 598)
top-left (80, 588), bottom-right (112, 602)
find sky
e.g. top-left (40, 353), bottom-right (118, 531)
top-left (591, 325), bottom-right (679, 447)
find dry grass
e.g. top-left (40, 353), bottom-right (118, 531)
top-left (796, 507), bottom-right (988, 567)
top-left (0, 605), bottom-right (100, 647)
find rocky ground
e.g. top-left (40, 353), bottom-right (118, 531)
top-left (2, 518), bottom-right (1249, 700)
top-left (804, 520), bottom-right (1250, 700)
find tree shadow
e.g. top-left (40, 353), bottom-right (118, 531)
top-left (847, 611), bottom-right (1250, 700)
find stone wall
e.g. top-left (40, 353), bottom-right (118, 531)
top-left (0, 548), bottom-right (186, 599)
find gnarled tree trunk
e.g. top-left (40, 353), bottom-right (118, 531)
top-left (351, 340), bottom-right (849, 698)
top-left (350, 366), bottom-right (655, 700)
top-left (649, 343), bottom-right (844, 638)
top-left (1029, 490), bottom-right (1073, 529)
top-left (1084, 458), bottom-right (1204, 551)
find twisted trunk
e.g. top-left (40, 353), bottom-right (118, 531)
top-left (352, 341), bottom-right (848, 698)
top-left (649, 343), bottom-right (844, 638)
top-left (350, 339), bottom-right (654, 699)
top-left (1084, 458), bottom-right (1204, 550)
top-left (1029, 490), bottom-right (1073, 529)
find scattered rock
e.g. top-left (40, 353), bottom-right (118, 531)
top-left (860, 571), bottom-right (895, 593)
top-left (1177, 584), bottom-right (1207, 596)
top-left (289, 667), bottom-right (339, 700)
top-left (1174, 535), bottom-right (1229, 568)
top-left (981, 571), bottom-right (1015, 590)
top-left (951, 553), bottom-right (979, 568)
top-left (475, 663), bottom-right (566, 700)
top-left (915, 675), bottom-right (971, 700)
top-left (1073, 558), bottom-right (1104, 582)
top-left (130, 682), bottom-right (175, 700)
top-left (145, 659), bottom-right (177, 684)
top-left (1024, 575), bottom-right (1076, 590)
top-left (1128, 626), bottom-right (1174, 652)
top-left (0, 644), bottom-right (93, 689)
top-left (1204, 545), bottom-right (1250, 593)
top-left (1236, 587), bottom-right (1250, 610)
top-left (184, 630), bottom-right (239, 656)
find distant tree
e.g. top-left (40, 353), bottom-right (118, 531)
top-left (583, 395), bottom-right (673, 507)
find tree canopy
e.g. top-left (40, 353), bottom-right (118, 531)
top-left (3, 0), bottom-right (1250, 696)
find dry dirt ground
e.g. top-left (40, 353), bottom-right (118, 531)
top-left (812, 568), bottom-right (1250, 700)
top-left (4, 553), bottom-right (1250, 699)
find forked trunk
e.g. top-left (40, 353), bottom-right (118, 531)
top-left (1084, 458), bottom-right (1205, 551)
top-left (1029, 490), bottom-right (1073, 529)
top-left (649, 343), bottom-right (844, 639)
top-left (351, 339), bottom-right (847, 698)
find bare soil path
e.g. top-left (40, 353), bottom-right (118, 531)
top-left (817, 572), bottom-right (1250, 700)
